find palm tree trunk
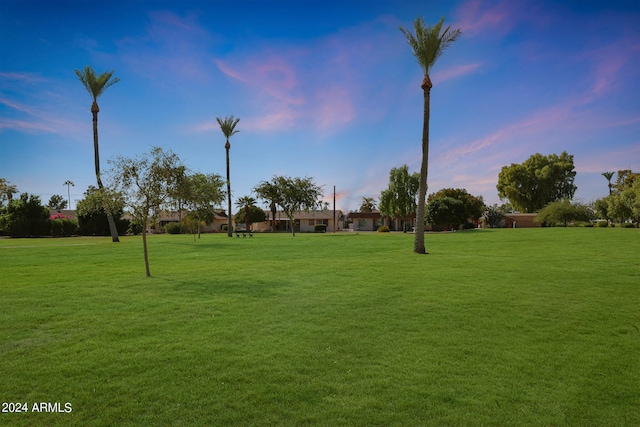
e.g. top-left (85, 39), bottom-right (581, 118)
top-left (225, 141), bottom-right (232, 237)
top-left (92, 101), bottom-right (120, 243)
top-left (414, 75), bottom-right (432, 254)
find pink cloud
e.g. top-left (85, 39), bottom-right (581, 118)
top-left (432, 62), bottom-right (482, 84)
top-left (0, 72), bottom-right (47, 85)
top-left (453, 0), bottom-right (520, 37)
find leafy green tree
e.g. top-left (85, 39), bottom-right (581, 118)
top-left (497, 151), bottom-right (577, 212)
top-left (428, 188), bottom-right (484, 223)
top-left (379, 165), bottom-right (419, 232)
top-left (400, 17), bottom-right (461, 253)
top-left (484, 204), bottom-right (505, 228)
top-left (425, 196), bottom-right (466, 230)
top-left (359, 197), bottom-right (377, 213)
top-left (109, 147), bottom-right (184, 277)
top-left (273, 176), bottom-right (323, 236)
top-left (182, 172), bottom-right (225, 238)
top-left (606, 179), bottom-right (640, 225)
top-left (75, 65), bottom-right (121, 242)
top-left (254, 179), bottom-right (281, 233)
top-left (216, 115), bottom-right (240, 237)
top-left (76, 185), bottom-right (127, 236)
top-left (0, 178), bottom-right (18, 207)
top-left (1, 193), bottom-right (50, 237)
top-left (48, 194), bottom-right (67, 210)
top-left (235, 196), bottom-right (258, 231)
top-left (614, 170), bottom-right (639, 192)
top-left (535, 200), bottom-right (593, 227)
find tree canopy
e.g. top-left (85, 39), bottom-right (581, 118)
top-left (427, 188), bottom-right (484, 222)
top-left (535, 200), bottom-right (593, 227)
top-left (273, 176), bottom-right (323, 236)
top-left (497, 151), bottom-right (577, 212)
top-left (379, 165), bottom-right (419, 232)
top-left (425, 196), bottom-right (466, 230)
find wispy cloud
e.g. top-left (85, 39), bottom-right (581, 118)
top-left (432, 62), bottom-right (483, 84)
top-left (453, 0), bottom-right (521, 37)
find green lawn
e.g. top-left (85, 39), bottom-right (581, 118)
top-left (1, 229), bottom-right (638, 426)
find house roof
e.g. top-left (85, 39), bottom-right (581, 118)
top-left (266, 210), bottom-right (343, 220)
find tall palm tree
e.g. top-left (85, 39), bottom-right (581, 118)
top-left (216, 115), bottom-right (240, 237)
top-left (75, 65), bottom-right (121, 242)
top-left (63, 180), bottom-right (75, 210)
top-left (235, 196), bottom-right (257, 232)
top-left (400, 17), bottom-right (461, 254)
top-left (602, 171), bottom-right (615, 195)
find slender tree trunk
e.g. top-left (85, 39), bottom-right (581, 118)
top-left (271, 203), bottom-right (277, 232)
top-left (225, 141), bottom-right (232, 237)
top-left (414, 75), bottom-right (432, 254)
top-left (142, 217), bottom-right (150, 277)
top-left (92, 101), bottom-right (120, 243)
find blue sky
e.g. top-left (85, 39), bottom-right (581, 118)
top-left (1, 0), bottom-right (639, 212)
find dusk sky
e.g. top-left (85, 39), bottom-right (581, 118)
top-left (1, 0), bottom-right (639, 213)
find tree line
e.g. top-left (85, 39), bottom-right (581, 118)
top-left (358, 152), bottom-right (639, 230)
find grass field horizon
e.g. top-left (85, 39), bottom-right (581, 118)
top-left (1, 229), bottom-right (638, 426)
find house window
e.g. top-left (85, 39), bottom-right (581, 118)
top-left (309, 219), bottom-right (315, 225)
top-left (318, 219), bottom-right (328, 225)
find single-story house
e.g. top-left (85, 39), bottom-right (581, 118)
top-left (347, 211), bottom-right (416, 232)
top-left (251, 210), bottom-right (345, 233)
top-left (502, 213), bottom-right (540, 228)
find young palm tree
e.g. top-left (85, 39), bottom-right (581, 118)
top-left (400, 17), bottom-right (461, 254)
top-left (602, 171), bottom-right (615, 195)
top-left (75, 66), bottom-right (121, 242)
top-left (235, 196), bottom-right (257, 232)
top-left (216, 115), bottom-right (240, 237)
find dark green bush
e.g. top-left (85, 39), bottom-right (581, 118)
top-left (164, 222), bottom-right (181, 234)
top-left (314, 224), bottom-right (327, 233)
top-left (621, 222), bottom-right (636, 228)
top-left (50, 219), bottom-right (78, 237)
top-left (596, 220), bottom-right (609, 228)
top-left (377, 225), bottom-right (390, 232)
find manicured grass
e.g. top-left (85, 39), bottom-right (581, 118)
top-left (1, 229), bottom-right (638, 426)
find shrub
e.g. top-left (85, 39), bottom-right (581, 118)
top-left (596, 220), bottom-right (609, 228)
top-left (580, 222), bottom-right (594, 227)
top-left (51, 218), bottom-right (78, 237)
top-left (621, 222), bottom-right (635, 228)
top-left (377, 225), bottom-right (390, 232)
top-left (164, 222), bottom-right (181, 234)
top-left (314, 224), bottom-right (327, 233)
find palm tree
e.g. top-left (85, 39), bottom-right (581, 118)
top-left (235, 196), bottom-right (257, 232)
top-left (602, 171), bottom-right (615, 195)
top-left (216, 115), bottom-right (240, 237)
top-left (400, 17), bottom-right (461, 254)
top-left (75, 66), bottom-right (121, 242)
top-left (359, 197), bottom-right (377, 213)
top-left (63, 180), bottom-right (75, 210)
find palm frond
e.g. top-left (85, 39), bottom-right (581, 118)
top-left (216, 115), bottom-right (240, 139)
top-left (399, 16), bottom-right (462, 76)
top-left (74, 65), bottom-right (120, 101)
